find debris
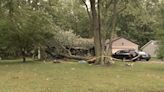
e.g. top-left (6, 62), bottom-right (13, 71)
top-left (53, 60), bottom-right (61, 63)
top-left (87, 57), bottom-right (96, 64)
top-left (125, 63), bottom-right (134, 67)
top-left (78, 60), bottom-right (87, 64)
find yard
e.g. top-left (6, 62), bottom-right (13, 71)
top-left (0, 60), bottom-right (164, 92)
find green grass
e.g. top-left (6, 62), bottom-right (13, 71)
top-left (0, 60), bottom-right (164, 92)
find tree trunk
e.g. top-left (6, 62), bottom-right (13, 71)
top-left (38, 47), bottom-right (41, 60)
top-left (81, 0), bottom-right (93, 37)
top-left (23, 56), bottom-right (26, 63)
top-left (97, 0), bottom-right (105, 65)
top-left (108, 0), bottom-right (118, 56)
top-left (22, 48), bottom-right (26, 63)
top-left (111, 0), bottom-right (118, 40)
top-left (90, 0), bottom-right (103, 64)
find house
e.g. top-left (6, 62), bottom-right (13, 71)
top-left (105, 37), bottom-right (139, 54)
top-left (141, 40), bottom-right (159, 57)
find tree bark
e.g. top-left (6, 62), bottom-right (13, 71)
top-left (97, 0), bottom-right (105, 65)
top-left (81, 0), bottom-right (93, 37)
top-left (23, 56), bottom-right (26, 63)
top-left (21, 48), bottom-right (26, 63)
top-left (108, 0), bottom-right (118, 56)
top-left (90, 0), bottom-right (103, 64)
top-left (38, 47), bottom-right (41, 60)
top-left (81, 0), bottom-right (92, 20)
top-left (111, 0), bottom-right (118, 40)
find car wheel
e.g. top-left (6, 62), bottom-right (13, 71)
top-left (146, 59), bottom-right (149, 61)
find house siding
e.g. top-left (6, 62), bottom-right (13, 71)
top-left (112, 38), bottom-right (138, 53)
top-left (142, 41), bottom-right (159, 57)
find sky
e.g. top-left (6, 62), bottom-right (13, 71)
top-left (86, 0), bottom-right (90, 8)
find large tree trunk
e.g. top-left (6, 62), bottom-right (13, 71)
top-left (21, 48), bottom-right (26, 63)
top-left (108, 0), bottom-right (118, 57)
top-left (97, 0), bottom-right (105, 65)
top-left (23, 56), bottom-right (26, 63)
top-left (38, 47), bottom-right (41, 60)
top-left (90, 0), bottom-right (103, 64)
top-left (110, 0), bottom-right (118, 40)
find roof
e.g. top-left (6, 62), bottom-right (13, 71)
top-left (105, 37), bottom-right (138, 46)
top-left (141, 40), bottom-right (158, 50)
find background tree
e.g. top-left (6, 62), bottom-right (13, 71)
top-left (156, 1), bottom-right (164, 60)
top-left (0, 0), bottom-right (163, 63)
top-left (0, 0), bottom-right (54, 62)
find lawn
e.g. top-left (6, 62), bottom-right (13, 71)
top-left (0, 60), bottom-right (164, 92)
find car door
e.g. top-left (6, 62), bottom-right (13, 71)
top-left (115, 50), bottom-right (129, 59)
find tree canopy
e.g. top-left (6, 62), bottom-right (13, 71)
top-left (0, 0), bottom-right (163, 62)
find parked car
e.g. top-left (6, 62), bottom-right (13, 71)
top-left (112, 50), bottom-right (151, 61)
top-left (137, 51), bottom-right (151, 61)
top-left (112, 50), bottom-right (137, 61)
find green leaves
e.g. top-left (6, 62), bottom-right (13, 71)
top-left (0, 0), bottom-right (54, 56)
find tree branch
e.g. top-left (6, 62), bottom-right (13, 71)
top-left (105, 0), bottom-right (113, 10)
top-left (81, 0), bottom-right (92, 20)
top-left (117, 1), bottom-right (128, 14)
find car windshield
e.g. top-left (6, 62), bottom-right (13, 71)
top-left (116, 50), bottom-right (129, 54)
top-left (120, 50), bottom-right (129, 53)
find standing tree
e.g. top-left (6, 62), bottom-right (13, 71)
top-left (89, 0), bottom-right (104, 64)
top-left (157, 1), bottom-right (164, 60)
top-left (0, 0), bottom-right (54, 62)
top-left (81, 0), bottom-right (129, 64)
